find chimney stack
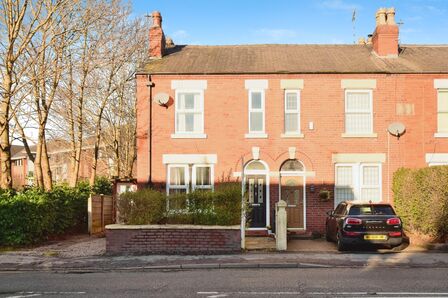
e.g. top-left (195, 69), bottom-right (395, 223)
top-left (149, 11), bottom-right (165, 59)
top-left (372, 7), bottom-right (399, 57)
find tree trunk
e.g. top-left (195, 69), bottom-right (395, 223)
top-left (0, 72), bottom-right (13, 189)
top-left (41, 136), bottom-right (52, 191)
top-left (34, 129), bottom-right (44, 189)
top-left (89, 125), bottom-right (101, 186)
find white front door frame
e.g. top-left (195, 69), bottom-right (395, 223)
top-left (243, 160), bottom-right (270, 230)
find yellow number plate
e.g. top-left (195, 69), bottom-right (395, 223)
top-left (364, 235), bottom-right (387, 240)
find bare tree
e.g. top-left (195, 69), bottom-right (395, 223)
top-left (86, 7), bottom-right (146, 185)
top-left (0, 0), bottom-right (64, 189)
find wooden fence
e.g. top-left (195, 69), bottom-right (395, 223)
top-left (88, 194), bottom-right (115, 235)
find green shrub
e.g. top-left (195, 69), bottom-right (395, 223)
top-left (91, 176), bottom-right (113, 195)
top-left (0, 185), bottom-right (89, 246)
top-left (393, 166), bottom-right (448, 241)
top-left (76, 176), bottom-right (112, 195)
top-left (117, 188), bottom-right (166, 225)
top-left (116, 183), bottom-right (242, 226)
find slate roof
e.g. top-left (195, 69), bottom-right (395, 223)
top-left (11, 145), bottom-right (36, 159)
top-left (138, 44), bottom-right (448, 75)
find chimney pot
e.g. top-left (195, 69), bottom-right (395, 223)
top-left (377, 8), bottom-right (387, 25)
top-left (151, 11), bottom-right (162, 27)
top-left (386, 7), bottom-right (396, 25)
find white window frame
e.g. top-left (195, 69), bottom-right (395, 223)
top-left (192, 164), bottom-right (214, 191)
top-left (284, 90), bottom-right (301, 135)
top-left (166, 164), bottom-right (189, 195)
top-left (334, 162), bottom-right (382, 207)
top-left (173, 89), bottom-right (205, 137)
top-left (360, 163), bottom-right (382, 202)
top-left (248, 89), bottom-right (266, 134)
top-left (437, 89), bottom-right (448, 134)
top-left (344, 89), bottom-right (373, 135)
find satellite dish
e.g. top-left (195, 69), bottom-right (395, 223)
top-left (154, 93), bottom-right (169, 105)
top-left (388, 122), bottom-right (406, 137)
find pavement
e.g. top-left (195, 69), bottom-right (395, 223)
top-left (1, 235), bottom-right (448, 273)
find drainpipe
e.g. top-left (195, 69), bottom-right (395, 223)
top-left (147, 75), bottom-right (154, 187)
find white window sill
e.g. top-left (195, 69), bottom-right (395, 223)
top-left (341, 133), bottom-right (377, 138)
top-left (281, 133), bottom-right (304, 138)
top-left (434, 133), bottom-right (448, 138)
top-left (245, 133), bottom-right (268, 139)
top-left (171, 133), bottom-right (207, 139)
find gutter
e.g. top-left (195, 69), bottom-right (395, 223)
top-left (135, 71), bottom-right (448, 76)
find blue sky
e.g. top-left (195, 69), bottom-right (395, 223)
top-left (132, 0), bottom-right (448, 45)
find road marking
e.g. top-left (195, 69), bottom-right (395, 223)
top-left (298, 263), bottom-right (332, 268)
top-left (6, 292), bottom-right (86, 298)
top-left (198, 291), bottom-right (448, 297)
top-left (309, 292), bottom-right (448, 296)
top-left (6, 294), bottom-right (42, 298)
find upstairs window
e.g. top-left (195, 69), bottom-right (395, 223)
top-left (437, 90), bottom-right (448, 133)
top-left (175, 91), bottom-right (204, 134)
top-left (345, 90), bottom-right (373, 135)
top-left (248, 90), bottom-right (265, 133)
top-left (284, 90), bottom-right (301, 134)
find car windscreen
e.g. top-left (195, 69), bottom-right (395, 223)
top-left (348, 205), bottom-right (396, 215)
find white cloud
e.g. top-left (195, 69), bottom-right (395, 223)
top-left (254, 28), bottom-right (297, 40)
top-left (319, 0), bottom-right (360, 11)
top-left (400, 27), bottom-right (421, 33)
top-left (172, 30), bottom-right (189, 39)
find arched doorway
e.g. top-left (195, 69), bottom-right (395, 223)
top-left (279, 159), bottom-right (306, 230)
top-left (244, 160), bottom-right (269, 229)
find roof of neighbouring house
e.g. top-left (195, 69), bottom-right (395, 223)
top-left (138, 44), bottom-right (448, 75)
top-left (11, 145), bottom-right (36, 160)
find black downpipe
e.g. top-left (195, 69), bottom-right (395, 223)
top-left (147, 75), bottom-right (154, 187)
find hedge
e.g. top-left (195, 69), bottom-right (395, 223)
top-left (117, 183), bottom-right (242, 226)
top-left (393, 166), bottom-right (448, 241)
top-left (0, 177), bottom-right (112, 246)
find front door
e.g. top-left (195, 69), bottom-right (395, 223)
top-left (246, 175), bottom-right (267, 228)
top-left (281, 175), bottom-right (305, 229)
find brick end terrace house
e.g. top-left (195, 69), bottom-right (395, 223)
top-left (136, 9), bottom-right (448, 235)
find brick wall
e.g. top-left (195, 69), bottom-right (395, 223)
top-left (136, 73), bottom-right (448, 234)
top-left (106, 225), bottom-right (241, 255)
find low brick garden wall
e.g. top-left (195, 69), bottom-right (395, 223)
top-left (105, 224), bottom-right (241, 255)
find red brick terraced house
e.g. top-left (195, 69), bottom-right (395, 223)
top-left (136, 9), bottom-right (448, 235)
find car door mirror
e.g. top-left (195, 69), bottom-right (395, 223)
top-left (326, 210), bottom-right (334, 216)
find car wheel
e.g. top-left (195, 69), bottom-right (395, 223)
top-left (325, 225), bottom-right (332, 242)
top-left (336, 231), bottom-right (346, 251)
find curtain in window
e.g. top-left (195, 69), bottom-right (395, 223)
top-left (170, 167), bottom-right (185, 186)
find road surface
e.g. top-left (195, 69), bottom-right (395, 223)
top-left (1, 267), bottom-right (448, 297)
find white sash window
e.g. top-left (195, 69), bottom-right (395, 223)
top-left (284, 90), bottom-right (301, 134)
top-left (335, 163), bottom-right (381, 206)
top-left (437, 90), bottom-right (448, 133)
top-left (345, 90), bottom-right (373, 135)
top-left (175, 91), bottom-right (204, 134)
